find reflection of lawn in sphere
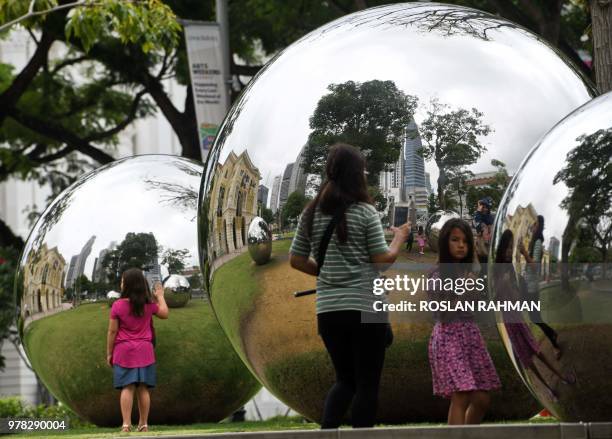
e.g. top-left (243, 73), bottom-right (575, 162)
top-left (23, 299), bottom-right (259, 426)
top-left (211, 239), bottom-right (537, 422)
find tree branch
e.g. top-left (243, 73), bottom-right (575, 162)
top-left (9, 109), bottom-right (114, 164)
top-left (0, 0), bottom-right (96, 33)
top-left (83, 89), bottom-right (147, 142)
top-left (232, 64), bottom-right (264, 77)
top-left (51, 55), bottom-right (89, 74)
top-left (0, 218), bottom-right (24, 251)
top-left (0, 30), bottom-right (54, 124)
top-left (141, 72), bottom-right (183, 133)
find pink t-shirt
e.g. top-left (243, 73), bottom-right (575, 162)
top-left (110, 299), bottom-right (159, 368)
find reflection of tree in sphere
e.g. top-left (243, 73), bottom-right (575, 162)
top-left (163, 274), bottom-right (191, 308)
top-left (492, 92), bottom-right (612, 421)
top-left (426, 211), bottom-right (461, 253)
top-left (199, 3), bottom-right (595, 422)
top-left (16, 155), bottom-right (260, 426)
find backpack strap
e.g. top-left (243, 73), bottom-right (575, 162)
top-left (316, 209), bottom-right (345, 276)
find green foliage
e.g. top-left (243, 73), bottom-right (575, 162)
top-left (0, 246), bottom-right (19, 371)
top-left (281, 191), bottom-right (309, 227)
top-left (304, 80), bottom-right (418, 185)
top-left (261, 206), bottom-right (275, 224)
top-left (101, 232), bottom-right (158, 286)
top-left (419, 98), bottom-right (492, 209)
top-left (160, 248), bottom-right (191, 274)
top-left (427, 193), bottom-right (438, 215)
top-left (465, 159), bottom-right (509, 216)
top-left (0, 396), bottom-right (90, 427)
top-left (368, 185), bottom-right (387, 212)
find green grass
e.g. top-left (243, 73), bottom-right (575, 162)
top-left (210, 240), bottom-right (292, 362)
top-left (23, 299), bottom-right (260, 426)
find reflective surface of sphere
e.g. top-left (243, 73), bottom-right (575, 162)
top-left (199, 3), bottom-right (594, 422)
top-left (247, 217), bottom-right (272, 265)
top-left (425, 210), bottom-right (461, 252)
top-left (163, 274), bottom-right (191, 308)
top-left (492, 92), bottom-right (612, 421)
top-left (17, 155), bottom-right (260, 426)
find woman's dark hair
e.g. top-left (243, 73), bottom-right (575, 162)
top-left (528, 215), bottom-right (545, 257)
top-left (121, 268), bottom-right (151, 317)
top-left (418, 225), bottom-right (423, 235)
top-left (304, 143), bottom-right (372, 242)
top-left (438, 218), bottom-right (474, 279)
top-left (495, 229), bottom-right (514, 264)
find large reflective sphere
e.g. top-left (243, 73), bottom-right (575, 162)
top-left (163, 274), bottom-right (191, 308)
top-left (425, 210), bottom-right (460, 252)
top-left (247, 217), bottom-right (272, 265)
top-left (16, 155), bottom-right (260, 426)
top-left (492, 92), bottom-right (612, 421)
top-left (199, 3), bottom-right (595, 422)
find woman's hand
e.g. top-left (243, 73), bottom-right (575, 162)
top-left (518, 240), bottom-right (527, 256)
top-left (153, 281), bottom-right (164, 300)
top-left (106, 354), bottom-right (113, 367)
top-left (390, 222), bottom-right (411, 242)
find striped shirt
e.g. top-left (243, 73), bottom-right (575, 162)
top-left (290, 202), bottom-right (389, 314)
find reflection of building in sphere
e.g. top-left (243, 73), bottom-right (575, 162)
top-left (21, 244), bottom-right (66, 321)
top-left (64, 235), bottom-right (96, 289)
top-left (425, 210), bottom-right (460, 252)
top-left (492, 92), bottom-right (612, 421)
top-left (247, 217), bottom-right (272, 265)
top-left (208, 150), bottom-right (261, 259)
top-left (199, 2), bottom-right (595, 423)
top-left (163, 274), bottom-right (191, 308)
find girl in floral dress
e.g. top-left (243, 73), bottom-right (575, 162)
top-left (428, 218), bottom-right (500, 424)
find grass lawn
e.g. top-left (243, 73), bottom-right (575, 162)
top-left (23, 299), bottom-right (259, 426)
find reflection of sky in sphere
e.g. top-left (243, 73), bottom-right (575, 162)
top-left (499, 92), bottom-right (612, 248)
top-left (216, 3), bottom-right (593, 190)
top-left (22, 155), bottom-right (201, 280)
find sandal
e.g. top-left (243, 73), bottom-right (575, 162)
top-left (121, 424), bottom-right (131, 432)
top-left (138, 424), bottom-right (149, 432)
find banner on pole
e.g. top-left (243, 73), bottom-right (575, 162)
top-left (183, 21), bottom-right (229, 162)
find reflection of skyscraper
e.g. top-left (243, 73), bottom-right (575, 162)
top-left (278, 163), bottom-right (294, 211)
top-left (403, 120), bottom-right (428, 209)
top-left (549, 237), bottom-right (560, 261)
top-left (288, 145), bottom-right (308, 197)
top-left (257, 185), bottom-right (269, 209)
top-left (270, 175), bottom-right (282, 214)
top-left (65, 235), bottom-right (96, 288)
top-left (92, 241), bottom-right (116, 283)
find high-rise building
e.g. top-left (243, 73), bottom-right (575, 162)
top-left (403, 120), bottom-right (428, 209)
top-left (549, 237), bottom-right (560, 261)
top-left (65, 255), bottom-right (78, 289)
top-left (278, 163), bottom-right (294, 211)
top-left (270, 175), bottom-right (282, 214)
top-left (257, 185), bottom-right (269, 209)
top-left (288, 145), bottom-right (308, 197)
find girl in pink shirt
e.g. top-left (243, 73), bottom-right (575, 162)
top-left (107, 268), bottom-right (168, 433)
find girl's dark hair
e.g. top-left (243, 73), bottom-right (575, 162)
top-left (305, 143), bottom-right (372, 242)
top-left (121, 268), bottom-right (151, 317)
top-left (528, 215), bottom-right (545, 257)
top-left (438, 218), bottom-right (474, 279)
top-left (418, 225), bottom-right (424, 234)
top-left (495, 229), bottom-right (514, 264)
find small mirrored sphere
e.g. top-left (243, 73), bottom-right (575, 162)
top-left (16, 155), bottom-right (260, 426)
top-left (425, 210), bottom-right (460, 252)
top-left (492, 92), bottom-right (612, 421)
top-left (163, 274), bottom-right (191, 308)
top-left (199, 3), bottom-right (594, 422)
top-left (247, 217), bottom-right (272, 265)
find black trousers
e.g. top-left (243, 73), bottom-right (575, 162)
top-left (317, 310), bottom-right (387, 429)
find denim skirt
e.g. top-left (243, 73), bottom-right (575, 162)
top-left (113, 363), bottom-right (156, 389)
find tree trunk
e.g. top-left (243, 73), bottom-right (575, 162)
top-left (0, 218), bottom-right (24, 252)
top-left (179, 85), bottom-right (202, 161)
top-left (591, 0), bottom-right (612, 93)
top-left (437, 167), bottom-right (447, 210)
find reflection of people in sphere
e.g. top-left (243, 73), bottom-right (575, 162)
top-left (518, 215), bottom-right (561, 359)
top-left (496, 230), bottom-right (574, 403)
top-left (428, 218), bottom-right (500, 425)
top-left (106, 268), bottom-right (169, 433)
top-left (416, 225), bottom-right (426, 255)
top-left (289, 143), bottom-right (409, 429)
top-left (473, 197), bottom-right (494, 263)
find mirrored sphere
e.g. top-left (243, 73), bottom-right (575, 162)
top-left (492, 92), bottom-right (612, 421)
top-left (425, 210), bottom-right (460, 252)
top-left (16, 155), bottom-right (260, 426)
top-left (247, 217), bottom-right (272, 265)
top-left (163, 274), bottom-right (191, 308)
top-left (199, 3), bottom-right (595, 422)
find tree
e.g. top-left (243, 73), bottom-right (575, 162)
top-left (281, 191), bottom-right (309, 228)
top-left (261, 207), bottom-right (275, 224)
top-left (418, 98), bottom-right (491, 210)
top-left (160, 248), bottom-right (191, 274)
top-left (102, 232), bottom-right (159, 286)
top-left (554, 128), bottom-right (612, 279)
top-left (427, 192), bottom-right (439, 215)
top-left (304, 80), bottom-right (418, 185)
top-left (589, 0), bottom-right (612, 92)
